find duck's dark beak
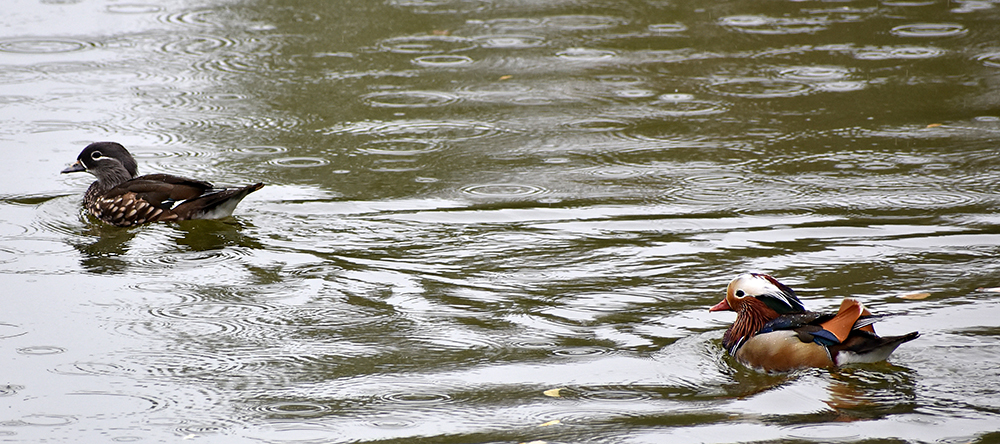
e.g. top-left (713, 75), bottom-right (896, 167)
top-left (61, 160), bottom-right (86, 174)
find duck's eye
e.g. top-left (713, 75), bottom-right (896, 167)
top-left (735, 289), bottom-right (745, 297)
top-left (90, 151), bottom-right (103, 160)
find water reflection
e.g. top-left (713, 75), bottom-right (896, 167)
top-left (70, 224), bottom-right (137, 274)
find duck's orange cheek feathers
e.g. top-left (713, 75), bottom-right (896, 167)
top-left (735, 331), bottom-right (834, 372)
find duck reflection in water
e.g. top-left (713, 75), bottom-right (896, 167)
top-left (69, 219), bottom-right (264, 274)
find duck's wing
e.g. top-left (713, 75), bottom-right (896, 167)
top-left (112, 174), bottom-right (215, 210)
top-left (171, 182), bottom-right (264, 220)
top-left (761, 312), bottom-right (827, 333)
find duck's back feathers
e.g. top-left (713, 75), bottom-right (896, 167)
top-left (762, 300), bottom-right (896, 347)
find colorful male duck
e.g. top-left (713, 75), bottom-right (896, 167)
top-left (62, 142), bottom-right (263, 227)
top-left (709, 273), bottom-right (919, 372)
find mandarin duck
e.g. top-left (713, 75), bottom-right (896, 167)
top-left (62, 142), bottom-right (264, 227)
top-left (709, 273), bottom-right (919, 372)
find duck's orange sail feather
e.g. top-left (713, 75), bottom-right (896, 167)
top-left (818, 299), bottom-right (865, 343)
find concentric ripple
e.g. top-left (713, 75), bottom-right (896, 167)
top-left (719, 15), bottom-right (827, 34)
top-left (882, 0), bottom-right (936, 5)
top-left (146, 417), bottom-right (246, 437)
top-left (584, 165), bottom-right (651, 179)
top-left (778, 66), bottom-right (851, 81)
top-left (473, 34), bottom-right (546, 48)
top-left (0, 247), bottom-right (19, 264)
top-left (227, 145), bottom-right (289, 156)
top-left (838, 185), bottom-right (987, 210)
top-left (139, 301), bottom-right (275, 337)
top-left (552, 346), bottom-right (611, 357)
top-left (709, 78), bottom-right (812, 98)
top-left (116, 319), bottom-right (233, 338)
top-left (160, 9), bottom-right (227, 28)
top-left (457, 82), bottom-right (599, 107)
top-left (975, 52), bottom-right (1000, 68)
top-left (556, 48), bottom-right (617, 61)
top-left (649, 23), bottom-right (687, 33)
top-left (412, 55), bottom-right (474, 67)
top-left (650, 95), bottom-right (729, 116)
top-left (51, 361), bottom-right (135, 377)
top-left (0, 38), bottom-right (92, 54)
top-left (378, 35), bottom-right (477, 54)
top-left (459, 183), bottom-right (549, 198)
top-left (853, 45), bottom-right (944, 60)
top-left (576, 387), bottom-right (657, 401)
top-left (106, 4), bottom-right (163, 14)
top-left (563, 118), bottom-right (631, 132)
top-left (158, 34), bottom-right (235, 56)
top-left (324, 120), bottom-right (506, 142)
top-left (193, 52), bottom-right (271, 75)
top-left (0, 323), bottom-right (27, 339)
top-left (268, 157), bottom-right (330, 168)
top-left (364, 414), bottom-right (417, 429)
top-left (358, 139), bottom-right (441, 155)
top-left (362, 90), bottom-right (461, 108)
top-left (16, 346), bottom-right (66, 355)
top-left (68, 392), bottom-right (169, 417)
top-left (614, 89), bottom-right (656, 98)
top-left (381, 391), bottom-right (453, 404)
top-left (541, 15), bottom-right (625, 31)
top-left (814, 81), bottom-right (867, 92)
top-left (889, 23), bottom-right (967, 38)
top-left (593, 74), bottom-right (646, 85)
top-left (124, 351), bottom-right (263, 380)
top-left (6, 414), bottom-right (76, 427)
top-left (248, 401), bottom-right (332, 417)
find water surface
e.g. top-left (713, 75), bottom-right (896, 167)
top-left (2, 0), bottom-right (1000, 442)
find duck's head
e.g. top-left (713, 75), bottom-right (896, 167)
top-left (61, 141), bottom-right (138, 179)
top-left (709, 273), bottom-right (806, 314)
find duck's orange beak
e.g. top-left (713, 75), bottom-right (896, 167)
top-left (709, 298), bottom-right (731, 312)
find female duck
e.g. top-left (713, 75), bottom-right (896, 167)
top-left (62, 142), bottom-right (263, 227)
top-left (710, 273), bottom-right (919, 372)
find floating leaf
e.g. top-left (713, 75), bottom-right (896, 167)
top-left (538, 419), bottom-right (561, 427)
top-left (899, 292), bottom-right (930, 300)
top-left (977, 287), bottom-right (1000, 293)
top-left (499, 75), bottom-right (513, 80)
top-left (543, 388), bottom-right (563, 397)
top-left (926, 123), bottom-right (942, 128)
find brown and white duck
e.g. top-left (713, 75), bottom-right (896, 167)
top-left (710, 273), bottom-right (919, 372)
top-left (62, 142), bottom-right (263, 227)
